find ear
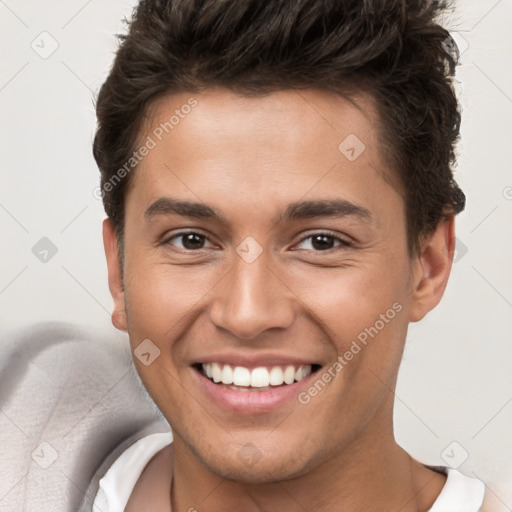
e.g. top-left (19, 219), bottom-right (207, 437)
top-left (103, 218), bottom-right (128, 332)
top-left (408, 216), bottom-right (456, 323)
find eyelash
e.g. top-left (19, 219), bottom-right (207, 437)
top-left (163, 230), bottom-right (352, 252)
top-left (294, 231), bottom-right (352, 251)
top-left (163, 230), bottom-right (216, 250)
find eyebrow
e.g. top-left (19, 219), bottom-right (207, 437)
top-left (282, 199), bottom-right (371, 222)
top-left (144, 197), bottom-right (371, 223)
top-left (145, 197), bottom-right (223, 220)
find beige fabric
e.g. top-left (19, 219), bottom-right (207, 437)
top-left (0, 322), bottom-right (168, 512)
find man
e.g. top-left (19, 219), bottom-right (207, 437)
top-left (92, 0), bottom-right (487, 510)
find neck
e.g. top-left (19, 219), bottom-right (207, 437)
top-left (170, 403), bottom-right (445, 512)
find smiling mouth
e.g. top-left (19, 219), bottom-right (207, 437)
top-left (195, 363), bottom-right (322, 391)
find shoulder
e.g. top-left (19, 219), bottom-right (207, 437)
top-left (125, 438), bottom-right (174, 512)
top-left (93, 432), bottom-right (173, 512)
top-left (428, 467), bottom-right (485, 512)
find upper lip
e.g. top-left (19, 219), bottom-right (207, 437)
top-left (193, 352), bottom-right (321, 369)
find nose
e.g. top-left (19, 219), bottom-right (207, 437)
top-left (209, 255), bottom-right (295, 340)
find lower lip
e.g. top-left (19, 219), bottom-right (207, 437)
top-left (192, 367), bottom-right (317, 414)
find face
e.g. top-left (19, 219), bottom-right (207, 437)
top-left (104, 88), bottom-right (453, 483)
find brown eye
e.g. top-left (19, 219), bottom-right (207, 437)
top-left (310, 235), bottom-right (335, 250)
top-left (166, 232), bottom-right (213, 250)
top-left (295, 233), bottom-right (351, 251)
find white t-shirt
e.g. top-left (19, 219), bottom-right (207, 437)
top-left (93, 433), bottom-right (486, 512)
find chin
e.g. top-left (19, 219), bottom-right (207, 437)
top-left (199, 447), bottom-right (313, 485)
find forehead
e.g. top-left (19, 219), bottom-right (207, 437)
top-left (127, 87), bottom-right (402, 224)
top-left (142, 87), bottom-right (380, 160)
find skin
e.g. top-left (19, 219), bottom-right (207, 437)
top-left (104, 88), bottom-right (456, 511)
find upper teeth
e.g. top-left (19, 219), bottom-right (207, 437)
top-left (202, 363), bottom-right (312, 387)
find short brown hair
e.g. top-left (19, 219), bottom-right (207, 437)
top-left (93, 0), bottom-right (465, 255)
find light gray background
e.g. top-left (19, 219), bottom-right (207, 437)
top-left (1, 0), bottom-right (511, 507)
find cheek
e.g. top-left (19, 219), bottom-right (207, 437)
top-left (291, 267), bottom-right (409, 434)
top-left (123, 258), bottom-right (217, 337)
top-left (287, 260), bottom-right (407, 337)
top-left (285, 259), bottom-right (410, 398)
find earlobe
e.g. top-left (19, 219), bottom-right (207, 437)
top-left (102, 218), bottom-right (128, 332)
top-left (408, 216), bottom-right (456, 323)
